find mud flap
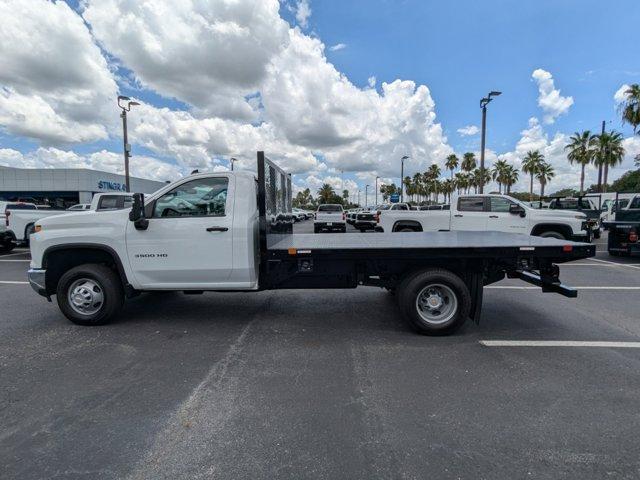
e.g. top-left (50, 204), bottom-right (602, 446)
top-left (468, 273), bottom-right (483, 324)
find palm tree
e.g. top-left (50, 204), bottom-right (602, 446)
top-left (412, 173), bottom-right (422, 202)
top-left (403, 176), bottom-right (413, 202)
top-left (502, 165), bottom-right (519, 194)
top-left (442, 178), bottom-right (454, 203)
top-left (594, 131), bottom-right (625, 191)
top-left (454, 172), bottom-right (465, 194)
top-left (491, 159), bottom-right (509, 193)
top-left (619, 84), bottom-right (640, 135)
top-left (445, 154), bottom-right (459, 179)
top-left (317, 184), bottom-right (335, 203)
top-left (521, 150), bottom-right (544, 201)
top-left (565, 130), bottom-right (597, 195)
top-left (472, 168), bottom-right (491, 194)
top-left (536, 162), bottom-right (555, 198)
top-left (461, 152), bottom-right (477, 173)
top-left (427, 164), bottom-right (441, 180)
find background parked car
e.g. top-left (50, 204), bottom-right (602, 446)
top-left (314, 204), bottom-right (346, 233)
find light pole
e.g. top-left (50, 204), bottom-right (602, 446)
top-left (357, 189), bottom-right (361, 207)
top-left (117, 95), bottom-right (140, 192)
top-left (365, 184), bottom-right (370, 207)
top-left (375, 176), bottom-right (380, 205)
top-left (479, 91), bottom-right (501, 194)
top-left (400, 155), bottom-right (409, 202)
top-left (230, 157), bottom-right (237, 171)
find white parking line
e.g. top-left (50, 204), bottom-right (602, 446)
top-left (590, 258), bottom-right (640, 270)
top-left (0, 252), bottom-right (29, 258)
top-left (480, 340), bottom-right (640, 348)
top-left (486, 286), bottom-right (640, 290)
top-left (0, 259), bottom-right (30, 262)
top-left (0, 281), bottom-right (28, 285)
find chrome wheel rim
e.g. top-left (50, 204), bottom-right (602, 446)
top-left (68, 278), bottom-right (104, 315)
top-left (415, 284), bottom-right (458, 325)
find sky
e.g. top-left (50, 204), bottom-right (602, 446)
top-left (0, 0), bottom-right (639, 201)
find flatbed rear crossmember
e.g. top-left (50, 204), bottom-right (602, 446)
top-left (508, 267), bottom-right (577, 298)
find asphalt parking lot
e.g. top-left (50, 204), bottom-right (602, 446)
top-left (2, 224), bottom-right (640, 479)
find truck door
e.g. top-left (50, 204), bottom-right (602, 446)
top-left (125, 175), bottom-right (234, 288)
top-left (451, 197), bottom-right (488, 230)
top-left (486, 197), bottom-right (528, 233)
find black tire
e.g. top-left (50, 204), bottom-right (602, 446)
top-left (397, 269), bottom-right (471, 335)
top-left (314, 225), bottom-right (320, 233)
top-left (56, 264), bottom-right (124, 326)
top-left (399, 227), bottom-right (416, 232)
top-left (0, 242), bottom-right (15, 253)
top-left (539, 231), bottom-right (565, 240)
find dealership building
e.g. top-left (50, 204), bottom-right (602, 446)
top-left (0, 166), bottom-right (167, 208)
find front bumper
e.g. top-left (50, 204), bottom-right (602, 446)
top-left (28, 268), bottom-right (47, 297)
top-left (570, 228), bottom-right (592, 243)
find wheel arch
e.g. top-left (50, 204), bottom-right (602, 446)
top-left (392, 220), bottom-right (423, 232)
top-left (530, 223), bottom-right (572, 238)
top-left (42, 244), bottom-right (130, 295)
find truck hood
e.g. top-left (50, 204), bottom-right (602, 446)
top-left (529, 209), bottom-right (586, 220)
top-left (37, 209), bottom-right (129, 230)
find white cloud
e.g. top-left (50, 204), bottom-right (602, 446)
top-left (82, 0), bottom-right (289, 121)
top-left (329, 43), bottom-right (347, 52)
top-left (0, 0), bottom-right (117, 144)
top-left (0, 147), bottom-right (182, 182)
top-left (0, 0), bottom-right (452, 196)
top-left (531, 69), bottom-right (574, 124)
top-left (261, 29), bottom-right (452, 177)
top-left (614, 84), bottom-right (631, 104)
top-left (367, 76), bottom-right (377, 88)
top-left (457, 125), bottom-right (479, 136)
top-left (295, 0), bottom-right (312, 29)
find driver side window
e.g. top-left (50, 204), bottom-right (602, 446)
top-left (153, 177), bottom-right (229, 218)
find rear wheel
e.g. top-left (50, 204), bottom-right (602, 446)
top-left (539, 230), bottom-right (565, 240)
top-left (56, 264), bottom-right (124, 326)
top-left (397, 269), bottom-right (471, 335)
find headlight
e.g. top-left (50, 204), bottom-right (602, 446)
top-left (34, 224), bottom-right (42, 233)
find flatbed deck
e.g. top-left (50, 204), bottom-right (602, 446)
top-left (267, 231), bottom-right (595, 262)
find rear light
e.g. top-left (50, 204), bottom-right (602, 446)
top-left (5, 210), bottom-right (9, 227)
top-left (630, 230), bottom-right (638, 243)
top-left (562, 245), bottom-right (573, 252)
top-left (374, 212), bottom-right (380, 223)
top-left (342, 212), bottom-right (346, 221)
top-left (34, 225), bottom-right (42, 233)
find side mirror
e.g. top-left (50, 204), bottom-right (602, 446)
top-left (129, 193), bottom-right (149, 230)
top-left (509, 204), bottom-right (526, 217)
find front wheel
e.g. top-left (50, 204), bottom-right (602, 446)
top-left (539, 231), bottom-right (565, 240)
top-left (56, 264), bottom-right (124, 326)
top-left (397, 269), bottom-right (471, 335)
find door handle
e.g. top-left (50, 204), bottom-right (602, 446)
top-left (206, 226), bottom-right (228, 232)
top-left (489, 215), bottom-right (499, 218)
top-left (454, 214), bottom-right (463, 218)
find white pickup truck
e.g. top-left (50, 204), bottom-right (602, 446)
top-left (27, 152), bottom-right (595, 335)
top-left (0, 201), bottom-right (68, 249)
top-left (375, 194), bottom-right (591, 242)
top-left (314, 204), bottom-right (346, 233)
